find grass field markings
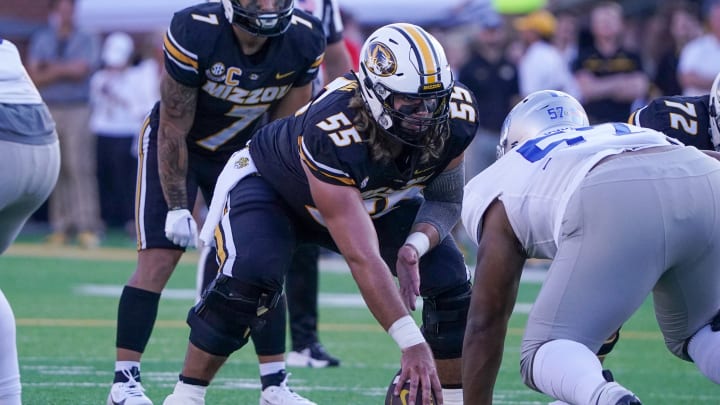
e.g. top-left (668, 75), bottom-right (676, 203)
top-left (13, 317), bottom-right (666, 340)
top-left (3, 244), bottom-right (550, 283)
top-left (74, 284), bottom-right (539, 313)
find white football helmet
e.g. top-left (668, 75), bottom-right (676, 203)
top-left (497, 90), bottom-right (589, 158)
top-left (709, 71), bottom-right (720, 151)
top-left (356, 23), bottom-right (454, 148)
top-left (221, 0), bottom-right (293, 37)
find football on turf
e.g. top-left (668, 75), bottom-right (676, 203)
top-left (384, 369), bottom-right (437, 405)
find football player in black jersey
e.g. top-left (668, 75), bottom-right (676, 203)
top-left (106, 1), bottom-right (325, 404)
top-left (162, 23), bottom-right (479, 405)
top-left (629, 71), bottom-right (720, 151)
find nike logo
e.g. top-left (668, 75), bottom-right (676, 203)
top-left (275, 71), bottom-right (295, 80)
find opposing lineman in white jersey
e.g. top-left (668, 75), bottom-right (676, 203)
top-left (461, 90), bottom-right (720, 405)
top-left (0, 38), bottom-right (61, 405)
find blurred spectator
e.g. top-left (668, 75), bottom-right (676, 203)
top-left (513, 9), bottom-right (580, 98)
top-left (553, 10), bottom-right (580, 68)
top-left (678, 0), bottom-right (720, 96)
top-left (654, 2), bottom-right (702, 96)
top-left (572, 1), bottom-right (649, 123)
top-left (339, 10), bottom-right (362, 69)
top-left (458, 11), bottom-right (519, 177)
top-left (26, 0), bottom-right (102, 248)
top-left (297, 0), bottom-right (352, 86)
top-left (89, 32), bottom-right (155, 237)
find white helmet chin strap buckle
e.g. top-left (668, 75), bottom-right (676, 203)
top-left (377, 113), bottom-right (392, 130)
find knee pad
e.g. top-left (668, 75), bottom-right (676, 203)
top-left (421, 282), bottom-right (471, 359)
top-left (187, 275), bottom-right (282, 357)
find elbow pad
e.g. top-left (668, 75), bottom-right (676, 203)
top-left (415, 162), bottom-right (465, 241)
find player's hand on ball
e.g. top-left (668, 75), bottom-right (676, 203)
top-left (164, 208), bottom-right (198, 248)
top-left (388, 343), bottom-right (442, 405)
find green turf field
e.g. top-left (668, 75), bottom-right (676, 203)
top-left (0, 242), bottom-right (717, 404)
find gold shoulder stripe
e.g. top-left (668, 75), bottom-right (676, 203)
top-left (298, 136), bottom-right (355, 186)
top-left (163, 33), bottom-right (199, 70)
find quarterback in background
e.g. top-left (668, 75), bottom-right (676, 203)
top-left (461, 90), bottom-right (720, 404)
top-left (163, 23), bottom-right (479, 405)
top-left (106, 1), bottom-right (325, 404)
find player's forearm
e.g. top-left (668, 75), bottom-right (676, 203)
top-left (158, 76), bottom-right (197, 209)
top-left (157, 124), bottom-right (190, 209)
top-left (347, 256), bottom-right (410, 330)
top-left (462, 326), bottom-right (505, 404)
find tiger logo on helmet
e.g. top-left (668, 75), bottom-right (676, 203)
top-left (365, 42), bottom-right (397, 77)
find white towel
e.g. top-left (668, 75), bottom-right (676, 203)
top-left (199, 147), bottom-right (257, 246)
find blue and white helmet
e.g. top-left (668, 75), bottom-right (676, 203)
top-left (497, 90), bottom-right (589, 158)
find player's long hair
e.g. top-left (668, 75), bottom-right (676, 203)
top-left (349, 91), bottom-right (449, 165)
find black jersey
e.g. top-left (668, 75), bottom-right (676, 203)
top-left (250, 75), bottom-right (479, 229)
top-left (629, 95), bottom-right (713, 150)
top-left (156, 2), bottom-right (325, 157)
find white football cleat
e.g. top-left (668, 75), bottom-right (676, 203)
top-left (106, 370), bottom-right (152, 405)
top-left (259, 373), bottom-right (316, 405)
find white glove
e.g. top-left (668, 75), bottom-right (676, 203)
top-left (164, 209), bottom-right (198, 248)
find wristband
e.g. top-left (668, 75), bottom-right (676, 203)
top-left (388, 315), bottom-right (426, 350)
top-left (404, 232), bottom-right (430, 257)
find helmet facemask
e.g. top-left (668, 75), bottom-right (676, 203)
top-left (373, 82), bottom-right (452, 149)
top-left (222, 0), bottom-right (294, 37)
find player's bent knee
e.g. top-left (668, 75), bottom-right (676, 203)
top-left (687, 313), bottom-right (720, 384)
top-left (187, 275), bottom-right (282, 357)
top-left (421, 282), bottom-right (471, 359)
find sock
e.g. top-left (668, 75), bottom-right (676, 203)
top-left (531, 339), bottom-right (607, 404)
top-left (260, 367), bottom-right (287, 389)
top-left (0, 290), bottom-right (21, 405)
top-left (179, 374), bottom-right (210, 387)
top-left (116, 286), bottom-right (160, 353)
top-left (113, 365), bottom-right (141, 384)
top-left (688, 324), bottom-right (720, 384)
top-left (441, 387), bottom-right (463, 405)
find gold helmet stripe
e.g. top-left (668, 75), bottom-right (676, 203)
top-left (393, 23), bottom-right (439, 85)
